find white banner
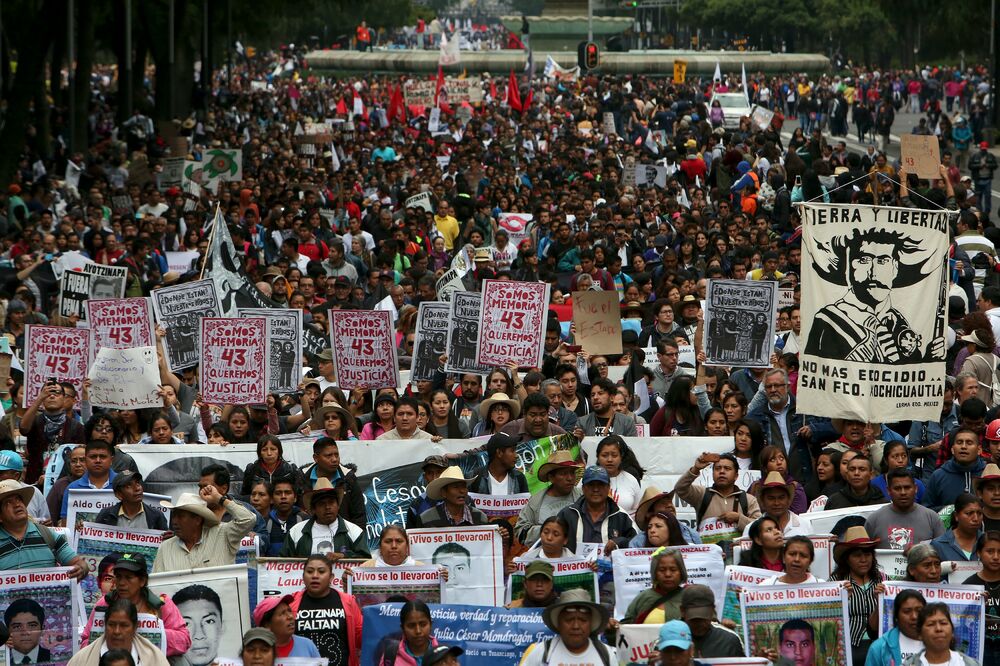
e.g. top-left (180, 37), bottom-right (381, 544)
top-left (66, 489), bottom-right (171, 533)
top-left (611, 544), bottom-right (724, 620)
top-left (256, 558), bottom-right (350, 605)
top-left (407, 525), bottom-right (504, 606)
top-left (797, 204), bottom-right (953, 421)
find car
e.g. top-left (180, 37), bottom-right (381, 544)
top-left (709, 92), bottom-right (752, 129)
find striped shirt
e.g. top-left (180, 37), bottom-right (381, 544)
top-left (0, 522), bottom-right (77, 570)
top-left (831, 571), bottom-right (882, 646)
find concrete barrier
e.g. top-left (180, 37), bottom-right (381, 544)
top-left (305, 49), bottom-right (830, 75)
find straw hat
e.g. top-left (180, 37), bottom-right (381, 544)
top-left (976, 463), bottom-right (1000, 490)
top-left (478, 392), bottom-right (521, 420)
top-left (634, 486), bottom-right (675, 530)
top-left (304, 477), bottom-right (341, 511)
top-left (833, 526), bottom-right (880, 565)
top-left (536, 450), bottom-right (583, 483)
top-left (160, 492), bottom-right (220, 526)
top-left (311, 403), bottom-right (357, 432)
top-left (542, 588), bottom-right (609, 634)
top-left (425, 466), bottom-right (474, 500)
top-left (757, 471), bottom-right (794, 499)
top-left (0, 479), bottom-right (34, 508)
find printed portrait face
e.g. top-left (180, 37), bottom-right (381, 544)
top-left (176, 596), bottom-right (224, 666)
top-left (779, 625), bottom-right (815, 666)
top-left (850, 241), bottom-right (897, 307)
top-left (8, 611), bottom-right (43, 654)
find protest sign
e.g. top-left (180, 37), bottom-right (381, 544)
top-left (435, 265), bottom-right (469, 303)
top-left (508, 558), bottom-right (598, 603)
top-left (798, 204), bottom-right (952, 422)
top-left (573, 290), bottom-right (623, 355)
top-left (704, 279), bottom-right (777, 368)
top-left (24, 325), bottom-right (91, 407)
top-left (878, 582), bottom-right (985, 662)
top-left (411, 302), bottom-right (450, 381)
top-left (346, 566), bottom-right (443, 606)
top-left (74, 522), bottom-right (164, 615)
top-left (796, 504), bottom-right (882, 537)
top-left (476, 280), bottom-right (548, 368)
top-left (58, 269), bottom-right (90, 320)
top-left (602, 112), bottom-right (616, 136)
top-left (360, 603), bottom-right (551, 666)
top-left (404, 191), bottom-right (434, 213)
top-left (87, 297), bottom-right (155, 357)
top-left (404, 79), bottom-right (483, 107)
top-left (617, 625), bottom-right (661, 666)
top-left (199, 317), bottom-right (268, 404)
top-left (165, 250), bottom-right (200, 274)
top-left (778, 288), bottom-right (795, 309)
top-left (202, 148), bottom-right (243, 182)
top-left (152, 279), bottom-right (222, 371)
top-left (407, 525), bottom-right (504, 606)
top-left (722, 565), bottom-right (774, 636)
top-left (635, 164), bottom-right (668, 188)
top-left (329, 310), bottom-right (399, 390)
top-left (160, 157), bottom-right (185, 188)
top-left (735, 534), bottom-right (832, 580)
top-left (741, 582), bottom-right (851, 666)
top-left (875, 549), bottom-right (909, 580)
top-left (496, 213), bottom-right (532, 248)
top-left (238, 308), bottom-right (302, 393)
top-left (622, 156), bottom-right (637, 187)
top-left (611, 545), bottom-right (724, 620)
top-left (673, 59), bottom-right (687, 84)
top-left (445, 292), bottom-right (491, 374)
top-left (66, 488), bottom-right (170, 533)
top-left (256, 559), bottom-right (354, 604)
top-left (87, 346), bottom-right (161, 409)
top-left (750, 105), bottom-right (776, 131)
top-left (900, 134), bottom-right (941, 180)
top-left (148, 565), bottom-right (251, 664)
top-left (0, 567), bottom-right (78, 666)
top-left (89, 613), bottom-right (166, 652)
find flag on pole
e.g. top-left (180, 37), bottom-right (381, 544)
top-left (741, 62), bottom-right (749, 104)
top-left (438, 32), bottom-right (460, 66)
top-left (508, 70), bottom-right (522, 112)
top-left (713, 61), bottom-right (722, 83)
top-left (330, 143), bottom-right (341, 173)
top-left (387, 85), bottom-right (406, 124)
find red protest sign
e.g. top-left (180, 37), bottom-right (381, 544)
top-left (199, 317), bottom-right (268, 404)
top-left (477, 280), bottom-right (549, 368)
top-left (329, 310), bottom-right (399, 390)
top-left (24, 325), bottom-right (91, 407)
top-left (87, 297), bottom-right (155, 358)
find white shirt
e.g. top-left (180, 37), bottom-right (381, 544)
top-left (609, 472), bottom-right (642, 518)
top-left (919, 653), bottom-right (966, 666)
top-left (742, 512), bottom-right (809, 538)
top-left (519, 637), bottom-right (617, 666)
top-left (310, 522), bottom-right (336, 554)
top-left (761, 573), bottom-right (820, 585)
top-left (488, 471), bottom-right (509, 495)
top-left (899, 635), bottom-right (924, 664)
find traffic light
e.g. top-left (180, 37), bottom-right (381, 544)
top-left (578, 41), bottom-right (599, 71)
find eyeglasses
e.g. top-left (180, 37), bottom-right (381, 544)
top-left (93, 425), bottom-right (114, 433)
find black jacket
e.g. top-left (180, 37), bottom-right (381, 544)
top-left (824, 484), bottom-right (889, 511)
top-left (94, 502), bottom-right (169, 531)
top-left (557, 496), bottom-right (636, 553)
top-left (241, 459), bottom-right (307, 497)
top-left (468, 467), bottom-right (528, 495)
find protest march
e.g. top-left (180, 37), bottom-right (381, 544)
top-left (0, 4), bottom-right (998, 665)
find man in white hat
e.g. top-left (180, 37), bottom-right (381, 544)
top-left (152, 482), bottom-right (256, 573)
top-left (518, 588), bottom-right (617, 665)
top-left (0, 480), bottom-right (87, 580)
top-left (417, 466), bottom-right (489, 528)
top-left (514, 451), bottom-right (583, 544)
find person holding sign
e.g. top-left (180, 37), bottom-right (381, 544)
top-left (744, 471), bottom-right (808, 538)
top-left (829, 527), bottom-right (886, 665)
top-left (94, 470), bottom-right (169, 530)
top-left (622, 548), bottom-right (687, 625)
top-left (21, 378), bottom-right (85, 485)
top-left (507, 560), bottom-right (559, 609)
top-left (68, 599), bottom-right (171, 666)
top-left (82, 553), bottom-right (191, 657)
top-left (865, 589), bottom-right (927, 666)
top-left (866, 469), bottom-right (945, 551)
top-left (575, 379), bottom-right (638, 438)
top-left (675, 451), bottom-right (760, 533)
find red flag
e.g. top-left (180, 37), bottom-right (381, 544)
top-left (336, 98), bottom-right (348, 115)
top-left (434, 66), bottom-right (445, 106)
top-left (387, 85), bottom-right (405, 124)
top-left (490, 79), bottom-right (497, 101)
top-left (508, 70), bottom-right (522, 112)
top-left (521, 88), bottom-right (533, 114)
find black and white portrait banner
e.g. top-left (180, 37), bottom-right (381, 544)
top-left (798, 203), bottom-right (954, 422)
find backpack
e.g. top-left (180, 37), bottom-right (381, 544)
top-left (541, 637), bottom-right (611, 666)
top-left (696, 488), bottom-right (750, 525)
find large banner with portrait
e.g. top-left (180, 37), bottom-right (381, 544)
top-left (797, 204), bottom-right (953, 422)
top-left (741, 582), bottom-right (851, 666)
top-left (877, 582), bottom-right (985, 664)
top-left (0, 568), bottom-right (78, 666)
top-left (148, 565), bottom-right (251, 666)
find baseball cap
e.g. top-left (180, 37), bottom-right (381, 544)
top-left (486, 432), bottom-right (516, 457)
top-left (657, 619), bottom-right (693, 650)
top-left (112, 470), bottom-right (143, 490)
top-left (987, 420), bottom-right (1000, 442)
top-left (0, 450), bottom-right (23, 473)
top-left (242, 628), bottom-right (277, 648)
top-left (582, 465), bottom-right (610, 485)
top-left (680, 584), bottom-right (716, 620)
top-left (981, 141), bottom-right (990, 150)
top-left (113, 552), bottom-right (147, 574)
top-left (334, 276), bottom-right (351, 287)
top-left (424, 645), bottom-right (464, 666)
top-left (252, 593), bottom-right (295, 628)
top-left (524, 560), bottom-right (554, 580)
top-left (316, 348), bottom-right (334, 362)
top-left (422, 455), bottom-right (449, 471)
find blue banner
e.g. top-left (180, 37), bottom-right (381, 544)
top-left (360, 603), bottom-right (553, 666)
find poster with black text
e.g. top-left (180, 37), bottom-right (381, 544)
top-left (704, 279), bottom-right (777, 368)
top-left (151, 279), bottom-right (222, 371)
top-left (445, 291), bottom-right (491, 375)
top-left (239, 308), bottom-right (302, 393)
top-left (411, 302), bottom-right (450, 382)
top-left (798, 204), bottom-right (952, 422)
